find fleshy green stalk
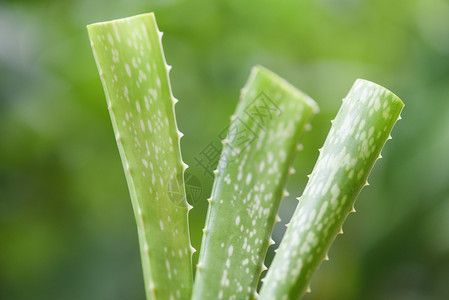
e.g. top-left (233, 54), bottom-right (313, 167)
top-left (259, 79), bottom-right (404, 300)
top-left (87, 13), bottom-right (194, 300)
top-left (192, 66), bottom-right (319, 300)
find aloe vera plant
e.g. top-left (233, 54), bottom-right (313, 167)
top-left (87, 13), bottom-right (194, 300)
top-left (88, 12), bottom-right (404, 300)
top-left (192, 66), bottom-right (318, 300)
top-left (259, 79), bottom-right (404, 299)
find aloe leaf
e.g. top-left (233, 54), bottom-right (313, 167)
top-left (192, 66), bottom-right (319, 300)
top-left (259, 79), bottom-right (404, 300)
top-left (87, 13), bottom-right (194, 300)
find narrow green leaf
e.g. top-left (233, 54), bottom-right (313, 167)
top-left (192, 66), bottom-right (319, 300)
top-left (259, 79), bottom-right (404, 300)
top-left (87, 13), bottom-right (193, 300)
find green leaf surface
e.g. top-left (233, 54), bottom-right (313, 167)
top-left (87, 13), bottom-right (193, 300)
top-left (192, 66), bottom-right (319, 300)
top-left (259, 79), bottom-right (404, 300)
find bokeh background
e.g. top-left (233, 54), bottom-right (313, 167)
top-left (1, 0), bottom-right (449, 299)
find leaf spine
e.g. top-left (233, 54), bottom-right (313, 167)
top-left (275, 215), bottom-right (281, 223)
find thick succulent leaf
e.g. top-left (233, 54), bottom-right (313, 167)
top-left (87, 13), bottom-right (193, 300)
top-left (192, 66), bottom-right (319, 300)
top-left (259, 79), bottom-right (404, 300)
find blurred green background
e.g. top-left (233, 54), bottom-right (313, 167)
top-left (1, 0), bottom-right (449, 299)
